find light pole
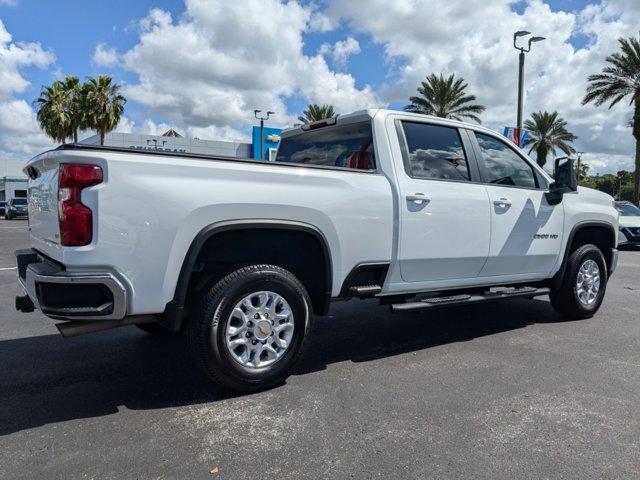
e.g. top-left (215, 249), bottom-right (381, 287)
top-left (254, 110), bottom-right (274, 160)
top-left (513, 31), bottom-right (545, 147)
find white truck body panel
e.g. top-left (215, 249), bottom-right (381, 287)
top-left (480, 185), bottom-right (564, 276)
top-left (26, 148), bottom-right (394, 314)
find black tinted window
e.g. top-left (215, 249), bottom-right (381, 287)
top-left (476, 133), bottom-right (536, 188)
top-left (401, 122), bottom-right (470, 181)
top-left (276, 121), bottom-right (375, 170)
top-left (616, 203), bottom-right (640, 216)
top-left (12, 198), bottom-right (27, 205)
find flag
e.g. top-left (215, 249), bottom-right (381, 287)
top-left (502, 127), bottom-right (528, 147)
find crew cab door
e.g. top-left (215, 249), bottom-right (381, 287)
top-left (469, 131), bottom-right (564, 276)
top-left (390, 119), bottom-right (491, 283)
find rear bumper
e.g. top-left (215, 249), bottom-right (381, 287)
top-left (15, 249), bottom-right (127, 320)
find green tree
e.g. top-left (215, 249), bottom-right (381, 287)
top-left (34, 81), bottom-right (72, 144)
top-left (61, 76), bottom-right (85, 142)
top-left (298, 104), bottom-right (336, 124)
top-left (583, 32), bottom-right (640, 204)
top-left (522, 111), bottom-right (577, 168)
top-left (577, 160), bottom-right (590, 183)
top-left (404, 73), bottom-right (485, 123)
top-left (83, 75), bottom-right (126, 145)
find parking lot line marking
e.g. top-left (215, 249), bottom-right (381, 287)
top-left (0, 267), bottom-right (16, 271)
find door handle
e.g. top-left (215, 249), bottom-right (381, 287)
top-left (406, 193), bottom-right (430, 204)
top-left (493, 197), bottom-right (512, 208)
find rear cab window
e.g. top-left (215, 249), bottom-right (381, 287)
top-left (276, 121), bottom-right (375, 171)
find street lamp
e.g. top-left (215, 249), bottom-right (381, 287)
top-left (513, 31), bottom-right (545, 146)
top-left (254, 109), bottom-right (275, 160)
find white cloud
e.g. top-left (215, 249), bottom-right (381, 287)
top-left (0, 19), bottom-right (56, 162)
top-left (114, 116), bottom-right (135, 133)
top-left (92, 43), bottom-right (118, 67)
top-left (308, 11), bottom-right (334, 32)
top-left (119, 0), bottom-right (379, 133)
top-left (0, 0), bottom-right (18, 6)
top-left (324, 0), bottom-right (639, 174)
top-left (113, 116), bottom-right (249, 143)
top-left (320, 36), bottom-right (361, 67)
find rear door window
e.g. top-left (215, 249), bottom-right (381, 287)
top-left (400, 122), bottom-right (470, 181)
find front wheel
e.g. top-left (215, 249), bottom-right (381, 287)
top-left (549, 244), bottom-right (608, 319)
top-left (188, 264), bottom-right (313, 392)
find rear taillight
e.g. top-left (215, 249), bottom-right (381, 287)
top-left (58, 164), bottom-right (103, 246)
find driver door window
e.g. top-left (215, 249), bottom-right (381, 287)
top-left (475, 133), bottom-right (536, 188)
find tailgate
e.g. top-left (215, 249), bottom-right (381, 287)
top-left (26, 155), bottom-right (61, 249)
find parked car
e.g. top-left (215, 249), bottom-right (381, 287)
top-left (0, 200), bottom-right (5, 217)
top-left (614, 201), bottom-right (640, 246)
top-left (14, 109), bottom-right (619, 392)
top-left (5, 198), bottom-right (28, 220)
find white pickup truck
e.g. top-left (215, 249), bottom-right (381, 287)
top-left (16, 109), bottom-right (619, 392)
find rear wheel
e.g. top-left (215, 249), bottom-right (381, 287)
top-left (550, 244), bottom-right (608, 319)
top-left (188, 264), bottom-right (313, 392)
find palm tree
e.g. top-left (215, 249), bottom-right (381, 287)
top-left (298, 104), bottom-right (335, 124)
top-left (522, 111), bottom-right (577, 168)
top-left (404, 73), bottom-right (486, 123)
top-left (34, 81), bottom-right (72, 144)
top-left (83, 75), bottom-right (126, 145)
top-left (583, 33), bottom-right (640, 204)
top-left (60, 76), bottom-right (84, 142)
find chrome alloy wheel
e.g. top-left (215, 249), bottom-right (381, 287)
top-left (224, 291), bottom-right (295, 368)
top-left (576, 259), bottom-right (601, 306)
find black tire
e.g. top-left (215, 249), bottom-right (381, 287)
top-left (549, 244), bottom-right (608, 319)
top-left (135, 322), bottom-right (178, 335)
top-left (188, 264), bottom-right (313, 392)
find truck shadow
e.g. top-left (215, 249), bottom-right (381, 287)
top-left (0, 297), bottom-right (570, 436)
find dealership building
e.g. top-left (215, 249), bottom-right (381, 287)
top-left (1, 158), bottom-right (28, 202)
top-left (81, 126), bottom-right (282, 161)
top-left (0, 176), bottom-right (28, 202)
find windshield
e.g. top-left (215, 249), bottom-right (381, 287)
top-left (276, 121), bottom-right (375, 170)
top-left (12, 198), bottom-right (27, 205)
top-left (616, 203), bottom-right (640, 216)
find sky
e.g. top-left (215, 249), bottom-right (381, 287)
top-left (0, 0), bottom-right (638, 176)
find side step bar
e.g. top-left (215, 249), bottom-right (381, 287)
top-left (349, 284), bottom-right (382, 298)
top-left (56, 315), bottom-right (158, 338)
top-left (391, 286), bottom-right (550, 312)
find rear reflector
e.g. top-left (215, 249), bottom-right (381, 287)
top-left (58, 164), bottom-right (103, 246)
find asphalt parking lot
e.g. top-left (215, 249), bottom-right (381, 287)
top-left (0, 219), bottom-right (639, 479)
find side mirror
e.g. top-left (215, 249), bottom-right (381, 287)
top-left (546, 157), bottom-right (577, 205)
